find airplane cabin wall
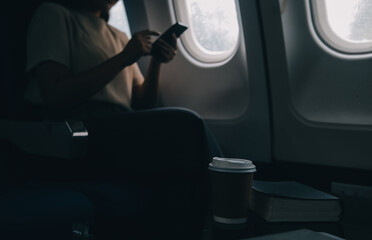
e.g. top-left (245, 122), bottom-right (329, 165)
top-left (124, 0), bottom-right (372, 170)
top-left (260, 0), bottom-right (372, 170)
top-left (124, 0), bottom-right (272, 162)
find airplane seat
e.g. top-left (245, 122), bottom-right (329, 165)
top-left (1, 1), bottom-right (206, 239)
top-left (0, 181), bottom-right (94, 240)
top-left (0, 0), bottom-right (87, 159)
top-left (0, 138), bottom-right (94, 240)
top-left (0, 1), bottom-right (97, 239)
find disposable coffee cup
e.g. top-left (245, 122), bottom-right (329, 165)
top-left (209, 157), bottom-right (256, 224)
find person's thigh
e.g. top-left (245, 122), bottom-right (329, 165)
top-left (83, 108), bottom-right (214, 180)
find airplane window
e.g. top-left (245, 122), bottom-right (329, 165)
top-left (173, 0), bottom-right (240, 63)
top-left (311, 0), bottom-right (372, 54)
top-left (108, 0), bottom-right (131, 38)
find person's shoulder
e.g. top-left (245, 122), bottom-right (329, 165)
top-left (107, 25), bottom-right (130, 42)
top-left (107, 24), bottom-right (128, 38)
top-left (34, 2), bottom-right (71, 18)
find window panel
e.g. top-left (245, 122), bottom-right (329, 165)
top-left (188, 0), bottom-right (239, 52)
top-left (325, 0), bottom-right (372, 43)
top-left (173, 0), bottom-right (240, 63)
top-left (311, 0), bottom-right (372, 54)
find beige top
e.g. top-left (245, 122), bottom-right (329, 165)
top-left (24, 2), bottom-right (144, 109)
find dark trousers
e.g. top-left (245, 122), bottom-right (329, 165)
top-left (25, 102), bottom-right (223, 239)
top-left (80, 105), bottom-right (222, 179)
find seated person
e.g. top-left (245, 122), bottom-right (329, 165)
top-left (24, 0), bottom-right (223, 237)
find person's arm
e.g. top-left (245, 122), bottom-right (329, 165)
top-left (33, 30), bottom-right (159, 109)
top-left (131, 34), bottom-right (177, 110)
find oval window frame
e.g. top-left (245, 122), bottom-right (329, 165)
top-left (311, 0), bottom-right (372, 54)
top-left (172, 0), bottom-right (241, 64)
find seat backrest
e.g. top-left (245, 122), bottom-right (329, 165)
top-left (1, 0), bottom-right (50, 119)
top-left (1, 1), bottom-right (89, 162)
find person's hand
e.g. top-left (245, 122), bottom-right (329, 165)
top-left (122, 30), bottom-right (160, 66)
top-left (151, 33), bottom-right (178, 63)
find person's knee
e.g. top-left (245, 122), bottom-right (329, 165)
top-left (166, 107), bottom-right (204, 126)
top-left (158, 107), bottom-right (206, 145)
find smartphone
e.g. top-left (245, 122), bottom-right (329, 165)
top-left (153, 22), bottom-right (188, 45)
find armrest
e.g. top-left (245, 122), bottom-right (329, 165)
top-left (0, 120), bottom-right (88, 159)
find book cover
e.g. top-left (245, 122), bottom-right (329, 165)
top-left (243, 229), bottom-right (344, 240)
top-left (249, 181), bottom-right (342, 222)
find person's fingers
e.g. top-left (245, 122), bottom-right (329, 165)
top-left (140, 37), bottom-right (153, 52)
top-left (141, 30), bottom-right (160, 37)
top-left (159, 47), bottom-right (175, 62)
top-left (157, 39), bottom-right (170, 48)
top-left (143, 39), bottom-right (152, 47)
top-left (163, 47), bottom-right (175, 58)
top-left (157, 39), bottom-right (176, 54)
top-left (160, 50), bottom-right (175, 61)
top-left (143, 44), bottom-right (152, 55)
top-left (170, 33), bottom-right (177, 50)
top-left (146, 45), bottom-right (152, 53)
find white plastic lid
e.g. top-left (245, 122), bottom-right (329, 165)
top-left (209, 157), bottom-right (256, 172)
